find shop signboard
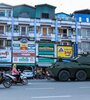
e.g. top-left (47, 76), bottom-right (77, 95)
top-left (13, 57), bottom-right (35, 63)
top-left (57, 46), bottom-right (73, 58)
top-left (38, 43), bottom-right (54, 63)
top-left (13, 38), bottom-right (35, 63)
top-left (0, 48), bottom-right (11, 62)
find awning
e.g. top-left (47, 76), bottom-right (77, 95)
top-left (16, 63), bottom-right (35, 67)
top-left (37, 63), bottom-right (52, 67)
top-left (0, 64), bottom-right (12, 67)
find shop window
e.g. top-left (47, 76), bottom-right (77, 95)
top-left (14, 25), bottom-right (19, 33)
top-left (59, 29), bottom-right (67, 37)
top-left (6, 25), bottom-right (11, 32)
top-left (58, 28), bottom-right (63, 35)
top-left (42, 13), bottom-right (49, 19)
top-left (81, 42), bottom-right (90, 51)
top-left (48, 27), bottom-right (53, 34)
top-left (37, 27), bottom-right (41, 34)
top-left (79, 17), bottom-right (82, 22)
top-left (6, 40), bottom-right (11, 47)
top-left (81, 29), bottom-right (87, 37)
top-left (63, 29), bottom-right (67, 37)
top-left (86, 18), bottom-right (89, 22)
top-left (0, 39), bottom-right (5, 48)
top-left (0, 10), bottom-right (5, 17)
top-left (21, 26), bottom-right (26, 35)
top-left (63, 42), bottom-right (67, 46)
top-left (28, 26), bottom-right (34, 33)
top-left (87, 29), bottom-right (90, 37)
top-left (6, 10), bottom-right (11, 17)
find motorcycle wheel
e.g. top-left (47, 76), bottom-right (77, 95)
top-left (22, 78), bottom-right (28, 85)
top-left (3, 79), bottom-right (12, 88)
top-left (46, 76), bottom-right (51, 80)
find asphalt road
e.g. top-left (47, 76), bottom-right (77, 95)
top-left (0, 79), bottom-right (90, 100)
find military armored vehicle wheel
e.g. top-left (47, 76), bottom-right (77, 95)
top-left (76, 70), bottom-right (87, 81)
top-left (58, 70), bottom-right (70, 81)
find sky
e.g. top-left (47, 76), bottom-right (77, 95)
top-left (0, 0), bottom-right (90, 14)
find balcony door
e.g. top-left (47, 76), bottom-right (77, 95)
top-left (0, 25), bottom-right (4, 34)
top-left (20, 26), bottom-right (27, 35)
top-left (59, 28), bottom-right (67, 37)
top-left (42, 27), bottom-right (47, 36)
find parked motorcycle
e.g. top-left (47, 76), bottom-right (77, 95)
top-left (0, 72), bottom-right (12, 88)
top-left (5, 73), bottom-right (28, 85)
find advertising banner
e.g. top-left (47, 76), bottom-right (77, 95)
top-left (0, 48), bottom-right (11, 62)
top-left (13, 38), bottom-right (35, 63)
top-left (57, 46), bottom-right (73, 58)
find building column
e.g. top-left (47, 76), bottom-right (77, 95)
top-left (55, 20), bottom-right (58, 42)
top-left (34, 19), bottom-right (36, 41)
top-left (11, 9), bottom-right (14, 64)
top-left (74, 20), bottom-right (78, 57)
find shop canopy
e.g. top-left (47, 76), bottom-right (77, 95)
top-left (37, 63), bottom-right (52, 67)
top-left (0, 64), bottom-right (12, 67)
top-left (16, 63), bottom-right (35, 67)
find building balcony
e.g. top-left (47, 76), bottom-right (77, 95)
top-left (0, 17), bottom-right (12, 24)
top-left (36, 33), bottom-right (55, 41)
top-left (58, 34), bottom-right (72, 41)
top-left (57, 34), bottom-right (82, 42)
top-left (0, 32), bottom-right (7, 38)
top-left (78, 49), bottom-right (90, 54)
top-left (40, 19), bottom-right (55, 26)
top-left (17, 18), bottom-right (34, 25)
top-left (5, 32), bottom-right (12, 37)
top-left (80, 36), bottom-right (90, 41)
top-left (12, 31), bottom-right (35, 40)
top-left (71, 35), bottom-right (82, 42)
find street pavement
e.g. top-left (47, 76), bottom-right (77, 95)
top-left (0, 79), bottom-right (90, 100)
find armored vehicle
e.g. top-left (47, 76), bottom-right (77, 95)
top-left (46, 53), bottom-right (90, 81)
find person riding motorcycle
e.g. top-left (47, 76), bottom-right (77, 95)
top-left (11, 64), bottom-right (20, 81)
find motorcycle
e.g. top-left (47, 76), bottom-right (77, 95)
top-left (5, 73), bottom-right (28, 85)
top-left (0, 72), bottom-right (12, 88)
top-left (46, 71), bottom-right (51, 80)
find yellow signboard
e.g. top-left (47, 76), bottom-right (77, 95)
top-left (57, 46), bottom-right (73, 58)
top-left (20, 44), bottom-right (28, 50)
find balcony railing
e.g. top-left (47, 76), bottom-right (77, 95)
top-left (36, 33), bottom-right (55, 41)
top-left (81, 36), bottom-right (90, 39)
top-left (0, 31), bottom-right (7, 37)
top-left (58, 34), bottom-right (72, 39)
top-left (0, 30), bottom-right (4, 34)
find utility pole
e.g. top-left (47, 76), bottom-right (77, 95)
top-left (55, 19), bottom-right (58, 42)
top-left (34, 18), bottom-right (37, 75)
top-left (11, 8), bottom-right (14, 67)
top-left (74, 19), bottom-right (78, 57)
